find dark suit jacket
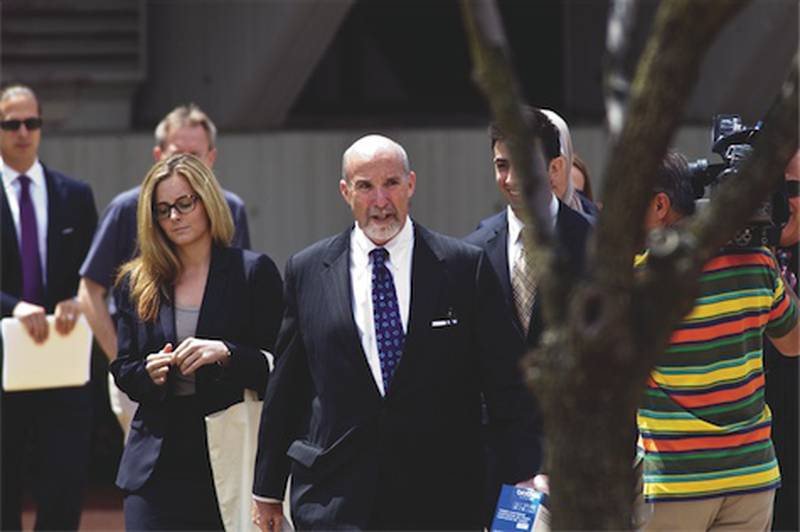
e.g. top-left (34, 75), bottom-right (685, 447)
top-left (1, 165), bottom-right (97, 316)
top-left (464, 201), bottom-right (591, 346)
top-left (110, 246), bottom-right (284, 491)
top-left (253, 222), bottom-right (540, 530)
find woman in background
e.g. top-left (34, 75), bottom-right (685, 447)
top-left (111, 153), bottom-right (284, 530)
top-left (571, 153), bottom-right (602, 212)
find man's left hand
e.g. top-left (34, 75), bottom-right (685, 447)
top-left (54, 298), bottom-right (81, 336)
top-left (516, 474), bottom-right (549, 495)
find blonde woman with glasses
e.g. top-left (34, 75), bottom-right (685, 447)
top-left (110, 153), bottom-right (283, 530)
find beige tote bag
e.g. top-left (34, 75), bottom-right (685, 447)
top-left (206, 389), bottom-right (262, 532)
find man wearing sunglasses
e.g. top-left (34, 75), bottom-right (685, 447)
top-left (77, 103), bottom-right (250, 440)
top-left (0, 84), bottom-right (98, 530)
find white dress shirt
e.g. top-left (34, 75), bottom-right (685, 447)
top-left (2, 159), bottom-right (48, 287)
top-left (350, 216), bottom-right (414, 397)
top-left (506, 193), bottom-right (558, 281)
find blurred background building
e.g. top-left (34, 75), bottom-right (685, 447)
top-left (3, 0), bottom-right (797, 269)
top-left (2, 1), bottom-right (798, 527)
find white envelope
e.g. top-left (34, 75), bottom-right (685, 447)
top-left (2, 315), bottom-right (93, 391)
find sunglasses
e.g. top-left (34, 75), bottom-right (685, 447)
top-left (154, 194), bottom-right (199, 219)
top-left (0, 117), bottom-right (43, 131)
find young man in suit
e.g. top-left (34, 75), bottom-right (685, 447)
top-left (463, 108), bottom-right (592, 517)
top-left (0, 84), bottom-right (98, 530)
top-left (252, 134), bottom-right (540, 531)
top-left (465, 107), bottom-right (592, 348)
top-left (77, 103), bottom-right (251, 439)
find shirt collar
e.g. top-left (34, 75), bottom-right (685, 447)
top-left (506, 193), bottom-right (558, 243)
top-left (2, 158), bottom-right (44, 189)
top-left (352, 215), bottom-right (414, 264)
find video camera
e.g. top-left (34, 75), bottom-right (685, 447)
top-left (688, 114), bottom-right (787, 247)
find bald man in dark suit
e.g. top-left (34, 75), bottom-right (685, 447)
top-left (252, 134), bottom-right (540, 531)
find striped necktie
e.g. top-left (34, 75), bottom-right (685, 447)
top-left (511, 228), bottom-right (536, 335)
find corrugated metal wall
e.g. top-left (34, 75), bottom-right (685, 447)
top-left (39, 126), bottom-right (713, 270)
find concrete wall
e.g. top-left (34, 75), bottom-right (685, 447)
top-left (134, 0), bottom-right (352, 130)
top-left (38, 125), bottom-right (716, 271)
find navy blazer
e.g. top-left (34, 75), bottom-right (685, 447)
top-left (253, 223), bottom-right (540, 530)
top-left (1, 165), bottom-right (97, 316)
top-left (111, 246), bottom-right (283, 491)
top-left (464, 201), bottom-right (591, 346)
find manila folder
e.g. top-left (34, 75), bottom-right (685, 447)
top-left (2, 315), bottom-right (92, 391)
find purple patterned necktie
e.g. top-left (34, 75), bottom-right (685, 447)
top-left (370, 248), bottom-right (405, 393)
top-left (18, 175), bottom-right (44, 305)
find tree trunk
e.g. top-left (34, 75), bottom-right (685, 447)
top-left (461, 0), bottom-right (798, 528)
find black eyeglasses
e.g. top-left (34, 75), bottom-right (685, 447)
top-left (154, 194), bottom-right (199, 219)
top-left (0, 117), bottom-right (43, 131)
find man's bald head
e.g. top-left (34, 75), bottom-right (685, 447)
top-left (338, 134), bottom-right (416, 245)
top-left (341, 134), bottom-right (410, 182)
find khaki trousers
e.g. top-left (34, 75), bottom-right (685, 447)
top-left (643, 490), bottom-right (775, 532)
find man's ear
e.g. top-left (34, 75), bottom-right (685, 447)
top-left (339, 179), bottom-right (351, 204)
top-left (654, 191), bottom-right (672, 221)
top-left (548, 155), bottom-right (565, 179)
top-left (153, 146), bottom-right (162, 162)
top-left (205, 148), bottom-right (217, 168)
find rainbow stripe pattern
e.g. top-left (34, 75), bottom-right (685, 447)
top-left (637, 248), bottom-right (798, 502)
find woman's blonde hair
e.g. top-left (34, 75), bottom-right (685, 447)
top-left (116, 153), bottom-right (234, 321)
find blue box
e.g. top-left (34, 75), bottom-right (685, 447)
top-left (491, 484), bottom-right (549, 532)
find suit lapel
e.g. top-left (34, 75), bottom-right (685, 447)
top-left (389, 225), bottom-right (444, 393)
top-left (556, 199), bottom-right (584, 268)
top-left (527, 203), bottom-right (571, 345)
top-left (195, 246), bottom-right (229, 338)
top-left (484, 218), bottom-right (512, 305)
top-left (0, 186), bottom-right (21, 283)
top-left (43, 167), bottom-right (64, 304)
top-left (157, 292), bottom-right (177, 347)
top-left (484, 215), bottom-right (527, 339)
top-left (322, 229), bottom-right (381, 397)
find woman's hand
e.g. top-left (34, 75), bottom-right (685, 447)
top-left (54, 297), bottom-right (81, 336)
top-left (173, 337), bottom-right (231, 375)
top-left (145, 343), bottom-right (174, 386)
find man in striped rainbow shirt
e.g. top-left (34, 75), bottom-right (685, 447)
top-left (637, 152), bottom-right (800, 531)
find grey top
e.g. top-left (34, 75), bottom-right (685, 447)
top-left (172, 304), bottom-right (200, 396)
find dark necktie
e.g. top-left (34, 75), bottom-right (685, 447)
top-left (370, 247), bottom-right (405, 393)
top-left (18, 175), bottom-right (44, 305)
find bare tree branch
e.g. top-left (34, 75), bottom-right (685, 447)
top-left (690, 56), bottom-right (799, 261)
top-left (593, 0), bottom-right (747, 290)
top-left (459, 0), bottom-right (553, 247)
top-left (460, 0), bottom-right (798, 529)
top-left (460, 0), bottom-right (581, 330)
top-left (635, 56), bottom-right (799, 358)
top-left (604, 0), bottom-right (639, 144)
